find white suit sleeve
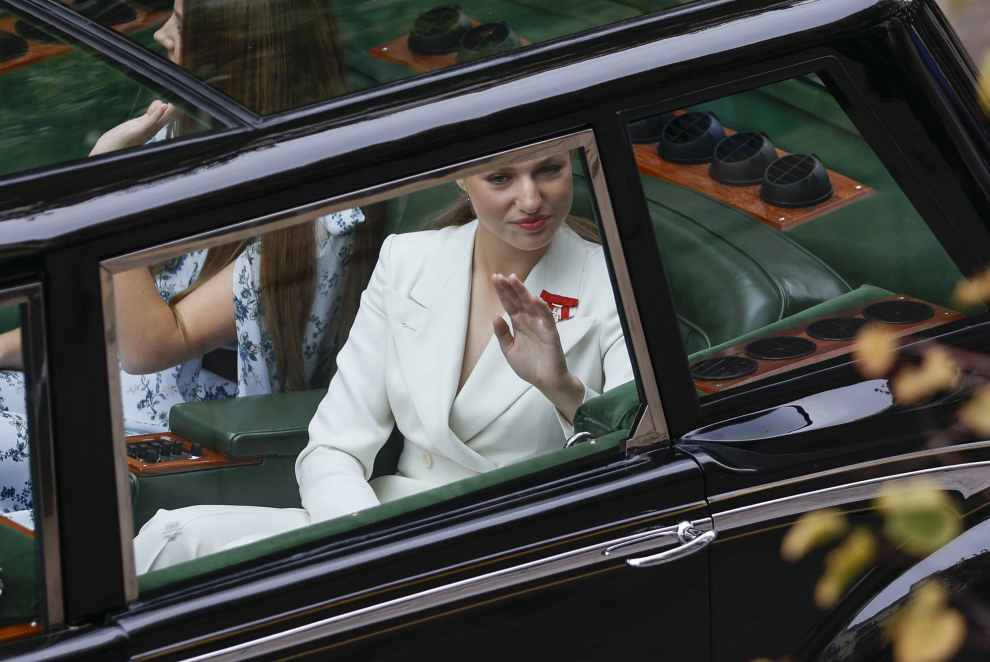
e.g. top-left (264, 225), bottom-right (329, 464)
top-left (554, 275), bottom-right (635, 438)
top-left (296, 235), bottom-right (397, 524)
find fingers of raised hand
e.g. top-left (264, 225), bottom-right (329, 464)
top-left (492, 274), bottom-right (522, 315)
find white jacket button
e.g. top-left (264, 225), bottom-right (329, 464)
top-left (422, 452), bottom-right (433, 469)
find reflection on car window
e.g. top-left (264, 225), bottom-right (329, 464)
top-left (625, 75), bottom-right (968, 399)
top-left (103, 146), bottom-right (637, 588)
top-left (0, 4), bottom-right (216, 178)
top-left (0, 302), bottom-right (44, 643)
top-left (87, 0), bottom-right (698, 115)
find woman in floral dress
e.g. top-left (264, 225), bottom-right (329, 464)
top-left (0, 208), bottom-right (367, 520)
top-left (0, 0), bottom-right (361, 520)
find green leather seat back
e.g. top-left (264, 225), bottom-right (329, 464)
top-left (0, 523), bottom-right (38, 626)
top-left (643, 177), bottom-right (852, 349)
top-left (0, 304), bottom-right (20, 335)
top-left (696, 79), bottom-right (965, 309)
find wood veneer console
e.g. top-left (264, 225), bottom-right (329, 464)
top-left (0, 9), bottom-right (170, 77)
top-left (633, 114), bottom-right (875, 231)
top-left (126, 432), bottom-right (261, 477)
top-left (367, 19), bottom-right (530, 73)
top-left (693, 294), bottom-right (964, 395)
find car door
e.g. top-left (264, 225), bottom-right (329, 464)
top-left (0, 124), bottom-right (713, 660)
top-left (606, 6), bottom-right (990, 661)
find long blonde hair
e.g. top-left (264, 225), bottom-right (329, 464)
top-left (157, 0), bottom-right (379, 391)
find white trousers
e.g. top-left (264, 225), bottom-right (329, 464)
top-left (134, 505), bottom-right (310, 574)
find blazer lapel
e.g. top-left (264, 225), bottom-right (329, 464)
top-left (384, 222), bottom-right (497, 473)
top-left (450, 226), bottom-right (595, 444)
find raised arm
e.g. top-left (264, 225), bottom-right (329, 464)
top-left (113, 259), bottom-right (237, 375)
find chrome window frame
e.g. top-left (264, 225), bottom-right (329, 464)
top-left (0, 282), bottom-right (63, 631)
top-left (100, 129), bottom-right (668, 601)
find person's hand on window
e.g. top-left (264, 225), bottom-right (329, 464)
top-left (89, 100), bottom-right (177, 156)
top-left (492, 273), bottom-right (586, 422)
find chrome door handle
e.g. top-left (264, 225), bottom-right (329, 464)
top-left (625, 521), bottom-right (716, 568)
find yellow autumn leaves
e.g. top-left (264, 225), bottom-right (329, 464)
top-left (777, 481), bottom-right (964, 662)
top-left (779, 480), bottom-right (961, 614)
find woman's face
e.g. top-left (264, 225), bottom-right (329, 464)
top-left (460, 153), bottom-right (573, 252)
top-left (154, 0), bottom-right (183, 64)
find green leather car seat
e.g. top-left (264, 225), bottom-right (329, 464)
top-left (0, 523), bottom-right (38, 627)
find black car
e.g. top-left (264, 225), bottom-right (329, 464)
top-left (1, 0), bottom-right (990, 658)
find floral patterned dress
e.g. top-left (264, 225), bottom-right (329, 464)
top-left (0, 209), bottom-right (365, 516)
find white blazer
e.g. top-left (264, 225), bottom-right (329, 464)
top-left (296, 221), bottom-right (633, 523)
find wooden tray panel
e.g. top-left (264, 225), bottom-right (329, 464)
top-left (693, 295), bottom-right (964, 395)
top-left (126, 432), bottom-right (261, 477)
top-left (0, 8), bottom-right (169, 77)
top-left (633, 117), bottom-right (874, 231)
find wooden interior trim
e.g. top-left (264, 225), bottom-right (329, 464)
top-left (367, 19), bottom-right (530, 74)
top-left (0, 622), bottom-right (43, 645)
top-left (127, 433), bottom-right (262, 478)
top-left (692, 294), bottom-right (964, 394)
top-left (632, 114), bottom-right (874, 231)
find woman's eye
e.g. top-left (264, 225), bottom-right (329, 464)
top-left (538, 165), bottom-right (562, 175)
top-left (488, 175), bottom-right (510, 185)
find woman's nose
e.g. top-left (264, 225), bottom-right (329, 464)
top-left (154, 22), bottom-right (174, 53)
top-left (516, 179), bottom-right (542, 213)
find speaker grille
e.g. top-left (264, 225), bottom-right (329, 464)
top-left (862, 301), bottom-right (934, 324)
top-left (805, 317), bottom-right (868, 341)
top-left (690, 356), bottom-right (759, 381)
top-left (745, 336), bottom-right (817, 360)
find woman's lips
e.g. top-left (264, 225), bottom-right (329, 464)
top-left (514, 216), bottom-right (548, 233)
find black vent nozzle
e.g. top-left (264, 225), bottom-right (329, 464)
top-left (760, 153), bottom-right (832, 208)
top-left (709, 132), bottom-right (778, 186)
top-left (628, 112), bottom-right (675, 145)
top-left (0, 29), bottom-right (28, 62)
top-left (455, 22), bottom-right (521, 64)
top-left (408, 6), bottom-right (472, 55)
top-left (657, 112), bottom-right (726, 165)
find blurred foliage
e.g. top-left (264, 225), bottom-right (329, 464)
top-left (885, 582), bottom-right (967, 662)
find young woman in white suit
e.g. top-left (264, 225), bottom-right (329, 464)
top-left (134, 150), bottom-right (634, 572)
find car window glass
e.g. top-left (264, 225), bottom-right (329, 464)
top-left (0, 4), bottom-right (217, 179)
top-left (79, 0), bottom-right (697, 115)
top-left (624, 74), bottom-right (970, 400)
top-left (101, 143), bottom-right (640, 591)
top-left (0, 300), bottom-right (44, 645)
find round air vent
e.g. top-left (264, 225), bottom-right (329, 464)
top-left (628, 112), bottom-right (675, 144)
top-left (709, 132), bottom-right (778, 186)
top-left (69, 0), bottom-right (136, 26)
top-left (657, 111), bottom-right (726, 165)
top-left (760, 153), bottom-right (832, 208)
top-left (408, 6), bottom-right (472, 55)
top-left (455, 22), bottom-right (521, 64)
top-left (129, 0), bottom-right (176, 10)
top-left (0, 29), bottom-right (28, 62)
top-left (690, 356), bottom-right (759, 381)
top-left (806, 317), bottom-right (868, 341)
top-left (14, 21), bottom-right (60, 44)
top-left (862, 300), bottom-right (934, 324)
top-left (744, 336), bottom-right (817, 360)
